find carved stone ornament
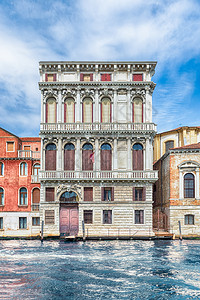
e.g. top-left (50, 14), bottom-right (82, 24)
top-left (99, 88), bottom-right (113, 98)
top-left (81, 88), bottom-right (95, 97)
top-left (43, 88), bottom-right (58, 98)
top-left (43, 137), bottom-right (58, 145)
top-left (62, 88), bottom-right (76, 97)
top-left (131, 88), bottom-right (146, 97)
top-left (56, 184), bottom-right (82, 200)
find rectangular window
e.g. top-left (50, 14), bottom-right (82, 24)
top-left (84, 210), bottom-right (93, 224)
top-left (165, 141), bottom-right (174, 153)
top-left (133, 187), bottom-right (146, 201)
top-left (45, 210), bottom-right (55, 224)
top-left (0, 217), bottom-right (3, 229)
top-left (103, 210), bottom-right (112, 224)
top-left (84, 187), bottom-right (93, 201)
top-left (101, 187), bottom-right (114, 201)
top-left (185, 215), bottom-right (194, 225)
top-left (45, 74), bottom-right (57, 82)
top-left (32, 217), bottom-right (40, 226)
top-left (133, 74), bottom-right (143, 81)
top-left (0, 162), bottom-right (4, 176)
top-left (19, 217), bottom-right (27, 229)
top-left (46, 188), bottom-right (54, 202)
top-left (135, 210), bottom-right (144, 224)
top-left (101, 74), bottom-right (111, 81)
top-left (7, 142), bottom-right (14, 152)
top-left (80, 73), bottom-right (93, 81)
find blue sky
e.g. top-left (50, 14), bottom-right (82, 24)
top-left (0, 0), bottom-right (200, 136)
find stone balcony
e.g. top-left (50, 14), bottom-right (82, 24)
top-left (39, 170), bottom-right (158, 182)
top-left (18, 150), bottom-right (40, 159)
top-left (40, 122), bottom-right (157, 134)
top-left (31, 175), bottom-right (40, 183)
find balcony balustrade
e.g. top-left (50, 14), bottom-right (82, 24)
top-left (39, 170), bottom-right (158, 181)
top-left (31, 175), bottom-right (40, 183)
top-left (18, 150), bottom-right (40, 159)
top-left (40, 122), bottom-right (157, 133)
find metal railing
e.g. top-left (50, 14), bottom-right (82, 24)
top-left (18, 150), bottom-right (40, 159)
top-left (39, 170), bottom-right (158, 180)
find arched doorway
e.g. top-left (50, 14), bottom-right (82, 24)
top-left (59, 191), bottom-right (79, 236)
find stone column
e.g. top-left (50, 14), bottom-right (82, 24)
top-left (75, 138), bottom-right (81, 171)
top-left (57, 138), bottom-right (62, 170)
top-left (95, 89), bottom-right (99, 122)
top-left (41, 138), bottom-right (44, 170)
top-left (41, 94), bottom-right (44, 123)
top-left (113, 138), bottom-right (118, 171)
top-left (58, 90), bottom-right (62, 123)
top-left (145, 138), bottom-right (153, 170)
top-left (196, 169), bottom-right (199, 199)
top-left (76, 89), bottom-right (81, 122)
top-left (113, 89), bottom-right (117, 122)
top-left (127, 139), bottom-right (131, 171)
top-left (127, 89), bottom-right (131, 122)
top-left (145, 88), bottom-right (152, 123)
top-left (95, 138), bottom-right (100, 170)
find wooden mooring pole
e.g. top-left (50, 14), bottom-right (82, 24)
top-left (82, 220), bottom-right (86, 242)
top-left (178, 221), bottom-right (182, 240)
top-left (41, 220), bottom-right (44, 242)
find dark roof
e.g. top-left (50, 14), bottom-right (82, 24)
top-left (170, 143), bottom-right (200, 150)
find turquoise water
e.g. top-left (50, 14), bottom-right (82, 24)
top-left (0, 240), bottom-right (200, 299)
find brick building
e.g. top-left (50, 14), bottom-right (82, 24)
top-left (39, 61), bottom-right (158, 238)
top-left (153, 143), bottom-right (200, 237)
top-left (0, 127), bottom-right (41, 237)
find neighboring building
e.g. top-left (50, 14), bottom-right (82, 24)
top-left (154, 126), bottom-right (200, 163)
top-left (153, 143), bottom-right (200, 237)
top-left (39, 61), bottom-right (158, 238)
top-left (0, 127), bottom-right (41, 237)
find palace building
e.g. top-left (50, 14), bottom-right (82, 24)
top-left (38, 61), bottom-right (158, 238)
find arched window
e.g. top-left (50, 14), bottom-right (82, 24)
top-left (32, 188), bottom-right (40, 205)
top-left (0, 188), bottom-right (4, 205)
top-left (45, 143), bottom-right (56, 171)
top-left (0, 162), bottom-right (4, 176)
top-left (19, 187), bottom-right (27, 205)
top-left (64, 98), bottom-right (75, 123)
top-left (101, 143), bottom-right (112, 170)
top-left (60, 191), bottom-right (78, 202)
top-left (20, 162), bottom-right (27, 176)
top-left (64, 143), bottom-right (75, 170)
top-left (82, 143), bottom-right (93, 170)
top-left (184, 173), bottom-right (195, 198)
top-left (82, 98), bottom-right (93, 123)
top-left (46, 98), bottom-right (57, 123)
top-left (133, 98), bottom-right (143, 123)
top-left (132, 143), bottom-right (143, 170)
top-left (101, 98), bottom-right (111, 123)
top-left (33, 164), bottom-right (40, 176)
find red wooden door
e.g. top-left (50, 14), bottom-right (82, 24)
top-left (101, 150), bottom-right (112, 170)
top-left (64, 149), bottom-right (75, 170)
top-left (60, 205), bottom-right (79, 236)
top-left (82, 150), bottom-right (93, 170)
top-left (132, 150), bottom-right (143, 170)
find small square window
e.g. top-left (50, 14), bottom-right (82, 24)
top-left (7, 142), bottom-right (14, 152)
top-left (102, 187), bottom-right (114, 201)
top-left (32, 217), bottom-right (40, 226)
top-left (0, 217), bottom-right (3, 229)
top-left (101, 74), bottom-right (111, 81)
top-left (185, 214), bottom-right (194, 225)
top-left (133, 74), bottom-right (143, 81)
top-left (46, 188), bottom-right (55, 202)
top-left (45, 74), bottom-right (56, 82)
top-left (19, 217), bottom-right (27, 229)
top-left (84, 210), bottom-right (93, 224)
top-left (135, 188), bottom-right (143, 201)
top-left (103, 210), bottom-right (112, 224)
top-left (135, 210), bottom-right (144, 224)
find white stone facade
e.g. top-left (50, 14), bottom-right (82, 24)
top-left (39, 61), bottom-right (158, 238)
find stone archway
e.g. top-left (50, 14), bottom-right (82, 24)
top-left (59, 191), bottom-right (79, 236)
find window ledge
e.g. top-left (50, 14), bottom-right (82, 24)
top-left (18, 205), bottom-right (28, 207)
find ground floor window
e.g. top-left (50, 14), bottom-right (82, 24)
top-left (45, 210), bottom-right (55, 225)
top-left (19, 217), bottom-right (27, 229)
top-left (103, 210), bottom-right (112, 224)
top-left (0, 217), bottom-right (3, 229)
top-left (185, 214), bottom-right (194, 225)
top-left (84, 210), bottom-right (93, 224)
top-left (135, 210), bottom-right (144, 224)
top-left (32, 217), bottom-right (40, 226)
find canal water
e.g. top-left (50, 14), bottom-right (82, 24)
top-left (0, 240), bottom-right (200, 299)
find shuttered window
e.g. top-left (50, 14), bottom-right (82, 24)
top-left (80, 73), bottom-right (93, 81)
top-left (7, 142), bottom-right (14, 152)
top-left (101, 74), bottom-right (111, 81)
top-left (84, 210), bottom-right (93, 224)
top-left (133, 98), bottom-right (143, 123)
top-left (133, 74), bottom-right (143, 81)
top-left (84, 187), bottom-right (93, 201)
top-left (64, 143), bottom-right (75, 170)
top-left (45, 143), bottom-right (56, 170)
top-left (45, 74), bottom-right (57, 82)
top-left (135, 210), bottom-right (144, 224)
top-left (64, 98), bottom-right (75, 123)
top-left (82, 143), bottom-right (93, 171)
top-left (184, 173), bottom-right (195, 198)
top-left (101, 143), bottom-right (112, 170)
top-left (46, 188), bottom-right (54, 202)
top-left (103, 210), bottom-right (112, 224)
top-left (32, 188), bottom-right (40, 204)
top-left (132, 143), bottom-right (143, 170)
top-left (101, 98), bottom-right (111, 123)
top-left (45, 210), bottom-right (55, 224)
top-left (46, 98), bottom-right (56, 123)
top-left (101, 187), bottom-right (114, 201)
top-left (19, 188), bottom-right (27, 205)
top-left (83, 98), bottom-right (93, 123)
top-left (165, 140), bottom-right (174, 153)
top-left (133, 187), bottom-right (146, 201)
top-left (0, 163), bottom-right (4, 176)
top-left (0, 188), bottom-right (4, 206)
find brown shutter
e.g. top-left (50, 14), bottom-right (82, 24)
top-left (64, 150), bottom-right (75, 170)
top-left (84, 187), bottom-right (93, 201)
top-left (133, 150), bottom-right (143, 170)
top-left (133, 187), bottom-right (135, 201)
top-left (64, 102), bottom-right (66, 123)
top-left (101, 187), bottom-right (104, 201)
top-left (142, 187), bottom-right (146, 201)
top-left (90, 74), bottom-right (93, 81)
top-left (80, 73), bottom-right (84, 81)
top-left (45, 210), bottom-right (55, 224)
top-left (101, 150), bottom-right (112, 170)
top-left (45, 150), bottom-right (56, 170)
top-left (46, 188), bottom-right (54, 202)
top-left (53, 74), bottom-right (56, 81)
top-left (82, 150), bottom-right (93, 170)
top-left (45, 74), bottom-right (48, 81)
top-left (133, 74), bottom-right (143, 81)
top-left (32, 188), bottom-right (40, 204)
top-left (108, 210), bottom-right (112, 224)
top-left (140, 211), bottom-right (144, 224)
top-left (111, 187), bottom-right (114, 201)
